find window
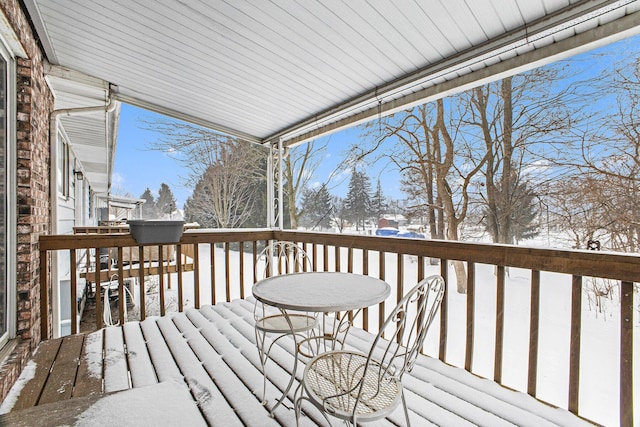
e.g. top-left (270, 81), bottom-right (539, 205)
top-left (0, 39), bottom-right (13, 348)
top-left (57, 133), bottom-right (70, 198)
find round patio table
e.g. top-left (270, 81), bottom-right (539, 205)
top-left (252, 271), bottom-right (390, 312)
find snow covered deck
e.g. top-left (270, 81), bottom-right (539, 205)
top-left (1, 298), bottom-right (592, 426)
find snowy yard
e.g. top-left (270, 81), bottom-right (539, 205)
top-left (141, 243), bottom-right (637, 427)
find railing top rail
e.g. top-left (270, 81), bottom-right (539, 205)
top-left (275, 230), bottom-right (640, 282)
top-left (39, 228), bottom-right (277, 251)
top-left (38, 228), bottom-right (640, 282)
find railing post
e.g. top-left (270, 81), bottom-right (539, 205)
top-left (177, 244), bottom-right (183, 311)
top-left (95, 248), bottom-right (103, 329)
top-left (568, 275), bottom-right (582, 415)
top-left (494, 265), bottom-right (505, 384)
top-left (620, 281), bottom-right (633, 427)
top-left (70, 249), bottom-right (77, 335)
top-left (379, 251), bottom-right (386, 333)
top-left (225, 242), bottom-right (231, 302)
top-left (158, 245), bottom-right (165, 317)
top-left (118, 247), bottom-right (125, 322)
top-left (39, 249), bottom-right (49, 340)
top-left (397, 253), bottom-right (403, 305)
top-left (439, 258), bottom-right (448, 362)
top-left (362, 249), bottom-right (369, 331)
top-left (193, 244), bottom-right (200, 309)
top-left (239, 242), bottom-right (245, 293)
top-left (210, 243), bottom-right (216, 305)
top-left (138, 246), bottom-right (145, 321)
top-left (465, 262), bottom-right (475, 372)
top-left (527, 269), bottom-right (540, 396)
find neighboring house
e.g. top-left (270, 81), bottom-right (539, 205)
top-left (0, 1), bottom-right (119, 400)
top-left (379, 214), bottom-right (407, 228)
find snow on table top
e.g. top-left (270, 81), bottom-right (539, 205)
top-left (252, 272), bottom-right (390, 311)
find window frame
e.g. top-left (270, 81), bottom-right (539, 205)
top-left (0, 34), bottom-right (16, 348)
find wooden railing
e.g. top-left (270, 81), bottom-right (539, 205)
top-left (39, 228), bottom-right (638, 426)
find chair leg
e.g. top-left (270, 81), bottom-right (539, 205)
top-left (401, 388), bottom-right (411, 427)
top-left (255, 327), bottom-right (268, 405)
top-left (294, 383), bottom-right (304, 427)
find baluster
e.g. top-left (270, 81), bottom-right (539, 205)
top-left (225, 242), bottom-right (231, 302)
top-left (568, 275), bottom-right (582, 414)
top-left (210, 243), bottom-right (216, 305)
top-left (620, 280), bottom-right (633, 427)
top-left (177, 244), bottom-right (183, 311)
top-left (138, 246), bottom-right (145, 321)
top-left (439, 258), bottom-right (448, 361)
top-left (465, 262), bottom-right (475, 372)
top-left (527, 269), bottom-right (540, 395)
top-left (239, 241), bottom-right (245, 299)
top-left (494, 265), bottom-right (506, 383)
top-left (70, 249), bottom-right (77, 334)
top-left (193, 244), bottom-right (200, 309)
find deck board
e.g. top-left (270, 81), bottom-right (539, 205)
top-left (2, 299), bottom-right (595, 426)
top-left (12, 338), bottom-right (62, 410)
top-left (122, 322), bottom-right (157, 388)
top-left (103, 326), bottom-right (129, 393)
top-left (38, 335), bottom-right (84, 405)
top-left (72, 330), bottom-right (102, 398)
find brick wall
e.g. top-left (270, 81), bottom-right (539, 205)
top-left (0, 0), bottom-right (54, 403)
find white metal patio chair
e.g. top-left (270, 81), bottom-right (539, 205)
top-left (254, 241), bottom-right (318, 410)
top-left (294, 275), bottom-right (445, 426)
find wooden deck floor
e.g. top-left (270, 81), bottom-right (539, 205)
top-left (0, 299), bottom-right (593, 426)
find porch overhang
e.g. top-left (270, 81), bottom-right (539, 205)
top-left (21, 0), bottom-right (640, 148)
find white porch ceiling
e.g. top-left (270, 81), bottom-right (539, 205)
top-left (45, 67), bottom-right (119, 193)
top-left (24, 0), bottom-right (640, 152)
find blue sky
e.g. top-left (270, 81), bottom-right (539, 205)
top-left (113, 34), bottom-right (637, 210)
top-left (112, 105), bottom-right (400, 208)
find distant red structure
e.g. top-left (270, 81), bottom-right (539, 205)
top-left (378, 218), bottom-right (398, 229)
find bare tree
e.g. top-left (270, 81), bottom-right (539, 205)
top-left (568, 53), bottom-right (640, 251)
top-left (184, 141), bottom-right (267, 228)
top-left (283, 140), bottom-right (327, 229)
top-left (143, 119), bottom-right (268, 228)
top-left (464, 67), bottom-right (578, 245)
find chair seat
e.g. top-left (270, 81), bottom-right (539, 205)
top-left (255, 313), bottom-right (317, 333)
top-left (303, 350), bottom-right (402, 422)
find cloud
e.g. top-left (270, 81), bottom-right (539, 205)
top-left (112, 172), bottom-right (125, 187)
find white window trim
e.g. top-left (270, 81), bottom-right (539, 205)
top-left (0, 23), bottom-right (17, 348)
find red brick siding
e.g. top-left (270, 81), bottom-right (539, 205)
top-left (0, 0), bottom-right (54, 403)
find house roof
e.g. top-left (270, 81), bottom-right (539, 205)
top-left (21, 0), bottom-right (640, 190)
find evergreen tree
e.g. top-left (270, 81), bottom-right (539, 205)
top-left (299, 185), bottom-right (332, 230)
top-left (370, 179), bottom-right (387, 223)
top-left (330, 195), bottom-right (348, 233)
top-left (156, 183), bottom-right (177, 217)
top-left (140, 187), bottom-right (157, 218)
top-left (345, 168), bottom-right (372, 230)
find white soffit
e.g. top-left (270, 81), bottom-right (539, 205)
top-left (24, 0), bottom-right (640, 147)
top-left (46, 65), bottom-right (117, 193)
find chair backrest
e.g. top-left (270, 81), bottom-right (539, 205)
top-left (256, 241), bottom-right (311, 280)
top-left (364, 275), bottom-right (445, 382)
